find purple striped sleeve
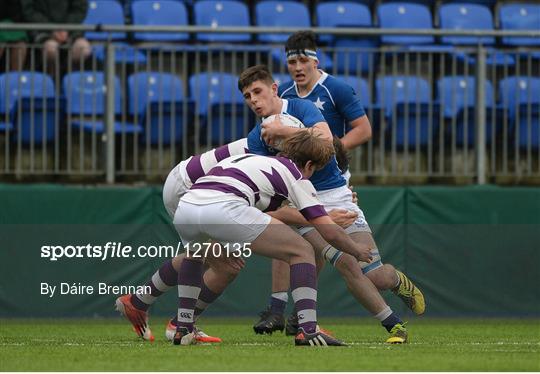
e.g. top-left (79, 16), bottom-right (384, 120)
top-left (214, 145), bottom-right (230, 162)
top-left (299, 205), bottom-right (328, 220)
top-left (185, 155), bottom-right (205, 184)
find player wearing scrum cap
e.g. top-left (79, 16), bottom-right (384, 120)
top-left (254, 31), bottom-right (425, 344)
top-left (172, 130), bottom-right (374, 346)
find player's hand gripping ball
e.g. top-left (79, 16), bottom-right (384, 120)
top-left (261, 113), bottom-right (305, 150)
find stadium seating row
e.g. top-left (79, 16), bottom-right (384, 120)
top-left (119, 0), bottom-right (502, 9)
top-left (0, 71), bottom-right (538, 148)
top-left (83, 0), bottom-right (540, 46)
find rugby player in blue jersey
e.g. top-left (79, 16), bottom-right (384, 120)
top-left (253, 32), bottom-right (425, 343)
top-left (240, 65), bottom-right (413, 343)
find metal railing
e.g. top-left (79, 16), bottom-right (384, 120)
top-left (0, 24), bottom-right (539, 184)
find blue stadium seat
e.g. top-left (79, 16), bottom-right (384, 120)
top-left (255, 1), bottom-right (310, 43)
top-left (91, 43), bottom-right (147, 64)
top-left (336, 75), bottom-right (379, 135)
top-left (272, 73), bottom-right (291, 87)
top-left (194, 0), bottom-right (251, 43)
top-left (441, 0), bottom-right (497, 8)
top-left (317, 2), bottom-right (377, 74)
top-left (189, 72), bottom-right (253, 144)
top-left (439, 3), bottom-right (494, 45)
top-left (316, 2), bottom-right (372, 44)
top-left (336, 75), bottom-right (371, 108)
top-left (63, 72), bottom-right (142, 134)
top-left (0, 122), bottom-right (13, 132)
top-left (189, 73), bottom-right (243, 115)
top-left (377, 3), bottom-right (435, 45)
top-left (132, 0), bottom-right (189, 42)
top-left (332, 38), bottom-right (378, 74)
top-left (318, 0), bottom-right (375, 5)
top-left (128, 72), bottom-right (193, 145)
top-left (388, 0), bottom-right (433, 4)
top-left (84, 0), bottom-right (126, 41)
top-left (437, 76), bottom-right (499, 146)
top-left (0, 72), bottom-right (56, 145)
top-left (499, 4), bottom-right (540, 47)
top-left (499, 77), bottom-right (540, 149)
top-left (377, 76), bottom-right (431, 113)
top-left (84, 1), bottom-right (147, 64)
top-left (376, 75), bottom-right (437, 148)
top-left (439, 3), bottom-right (515, 66)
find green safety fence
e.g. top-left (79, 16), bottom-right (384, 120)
top-left (0, 184), bottom-right (538, 318)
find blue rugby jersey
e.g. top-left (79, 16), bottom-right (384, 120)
top-left (279, 71), bottom-right (366, 138)
top-left (247, 98), bottom-right (346, 191)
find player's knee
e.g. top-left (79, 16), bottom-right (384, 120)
top-left (208, 258), bottom-right (241, 278)
top-left (382, 263), bottom-right (396, 274)
top-left (366, 264), bottom-right (397, 290)
top-left (287, 241), bottom-right (314, 264)
top-left (171, 253), bottom-right (186, 271)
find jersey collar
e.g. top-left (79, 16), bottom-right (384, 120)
top-left (280, 99), bottom-right (289, 113)
top-left (294, 70), bottom-right (329, 98)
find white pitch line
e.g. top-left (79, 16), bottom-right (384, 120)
top-left (1, 341), bottom-right (538, 348)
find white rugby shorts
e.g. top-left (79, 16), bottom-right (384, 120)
top-left (174, 199), bottom-right (271, 247)
top-left (295, 185), bottom-right (371, 236)
top-left (162, 163), bottom-right (190, 219)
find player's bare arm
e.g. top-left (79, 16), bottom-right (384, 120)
top-left (269, 206), bottom-right (358, 228)
top-left (341, 115), bottom-right (372, 150)
top-left (309, 215), bottom-right (373, 262)
top-left (313, 121), bottom-right (333, 141)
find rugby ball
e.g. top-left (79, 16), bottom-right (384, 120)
top-left (261, 113), bottom-right (305, 150)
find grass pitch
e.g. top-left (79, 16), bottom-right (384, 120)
top-left (1, 317), bottom-right (539, 371)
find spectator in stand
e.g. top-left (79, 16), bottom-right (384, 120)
top-left (21, 0), bottom-right (91, 76)
top-left (0, 0), bottom-right (28, 71)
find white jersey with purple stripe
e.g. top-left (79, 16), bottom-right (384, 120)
top-left (177, 138), bottom-right (249, 190)
top-left (181, 154), bottom-right (328, 221)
